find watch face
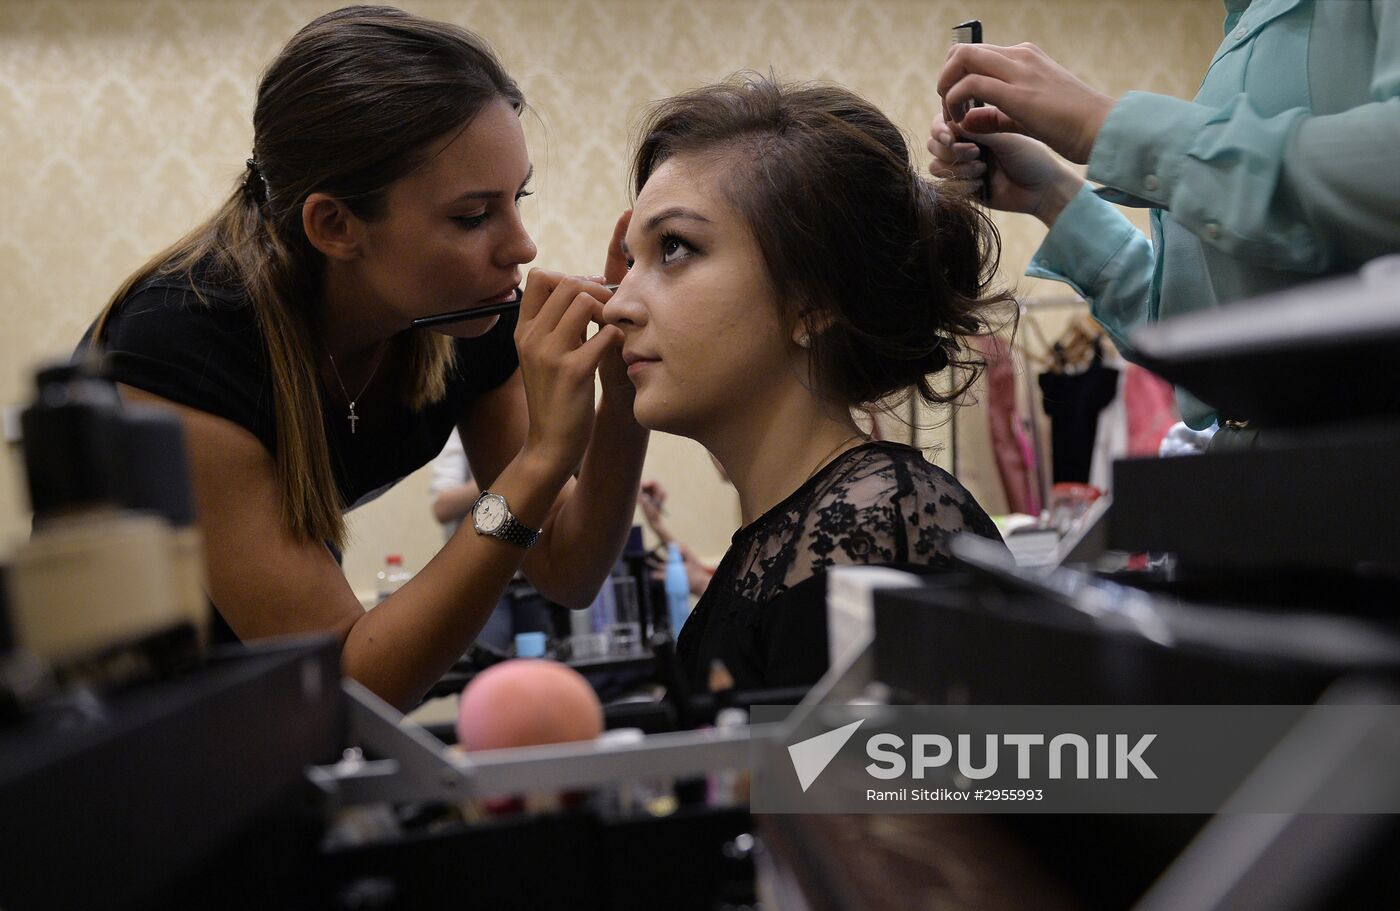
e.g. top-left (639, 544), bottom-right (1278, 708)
top-left (474, 494), bottom-right (508, 534)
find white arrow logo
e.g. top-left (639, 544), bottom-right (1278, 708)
top-left (788, 719), bottom-right (866, 792)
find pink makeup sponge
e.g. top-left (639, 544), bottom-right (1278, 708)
top-left (456, 659), bottom-right (604, 751)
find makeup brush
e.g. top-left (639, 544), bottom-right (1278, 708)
top-left (410, 282), bottom-right (620, 329)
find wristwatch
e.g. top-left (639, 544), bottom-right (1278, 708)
top-left (471, 491), bottom-right (541, 550)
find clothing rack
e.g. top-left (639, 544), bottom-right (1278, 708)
top-left (938, 296), bottom-right (1090, 478)
top-left (908, 297), bottom-right (1093, 498)
top-left (1020, 295), bottom-right (1089, 311)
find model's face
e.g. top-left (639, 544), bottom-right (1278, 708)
top-left (357, 98), bottom-right (537, 338)
top-left (602, 153), bottom-right (797, 438)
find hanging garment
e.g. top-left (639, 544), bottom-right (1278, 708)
top-left (979, 336), bottom-right (1037, 515)
top-left (1124, 365), bottom-right (1179, 457)
top-left (1039, 343), bottom-right (1120, 484)
top-left (1089, 371), bottom-right (1129, 494)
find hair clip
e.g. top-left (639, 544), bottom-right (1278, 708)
top-left (243, 157), bottom-right (271, 206)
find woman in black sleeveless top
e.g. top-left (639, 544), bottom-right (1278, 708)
top-left (80, 7), bottom-right (644, 711)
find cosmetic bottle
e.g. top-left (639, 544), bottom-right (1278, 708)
top-left (664, 544), bottom-right (691, 636)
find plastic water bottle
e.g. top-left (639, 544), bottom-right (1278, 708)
top-left (665, 543), bottom-right (691, 636)
top-left (375, 554), bottom-right (412, 605)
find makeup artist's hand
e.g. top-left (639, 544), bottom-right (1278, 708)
top-left (938, 42), bottom-right (1116, 165)
top-left (515, 268), bottom-right (620, 473)
top-left (928, 111), bottom-right (1084, 227)
top-left (595, 210), bottom-right (634, 399)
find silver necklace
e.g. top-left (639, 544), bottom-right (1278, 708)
top-left (327, 344), bottom-right (387, 435)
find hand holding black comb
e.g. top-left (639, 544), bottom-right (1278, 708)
top-left (949, 19), bottom-right (997, 203)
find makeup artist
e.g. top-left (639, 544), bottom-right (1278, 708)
top-left (76, 6), bottom-right (646, 711)
top-left (929, 0), bottom-right (1400, 442)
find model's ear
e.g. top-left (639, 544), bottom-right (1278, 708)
top-left (792, 306), bottom-right (836, 348)
top-left (302, 192), bottom-right (362, 262)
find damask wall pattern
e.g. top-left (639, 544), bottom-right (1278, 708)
top-left (0, 0), bottom-right (1221, 596)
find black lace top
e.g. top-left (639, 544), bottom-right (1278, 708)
top-left (675, 441), bottom-right (1004, 693)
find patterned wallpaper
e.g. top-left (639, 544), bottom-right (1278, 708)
top-left (0, 0), bottom-right (1222, 595)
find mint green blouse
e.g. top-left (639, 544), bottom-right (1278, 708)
top-left (1028, 0), bottom-right (1400, 428)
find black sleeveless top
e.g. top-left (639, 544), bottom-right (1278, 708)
top-left (77, 266), bottom-right (520, 641)
top-left (80, 268), bottom-right (519, 509)
top-left (675, 441), bottom-right (1005, 693)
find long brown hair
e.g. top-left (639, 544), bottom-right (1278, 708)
top-left (632, 74), bottom-right (1013, 410)
top-left (93, 6), bottom-right (524, 548)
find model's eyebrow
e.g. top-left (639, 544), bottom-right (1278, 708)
top-left (643, 206), bottom-right (713, 232)
top-left (449, 164), bottom-right (534, 202)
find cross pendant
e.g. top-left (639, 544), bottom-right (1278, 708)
top-left (348, 405), bottom-right (359, 435)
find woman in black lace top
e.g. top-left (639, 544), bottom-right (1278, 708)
top-left (603, 75), bottom-right (1012, 692)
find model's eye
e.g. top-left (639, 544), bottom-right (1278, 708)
top-left (453, 211), bottom-right (489, 229)
top-left (515, 189), bottom-right (534, 205)
top-left (661, 233), bottom-right (694, 264)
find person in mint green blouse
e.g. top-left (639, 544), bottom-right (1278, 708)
top-left (928, 0), bottom-right (1400, 431)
